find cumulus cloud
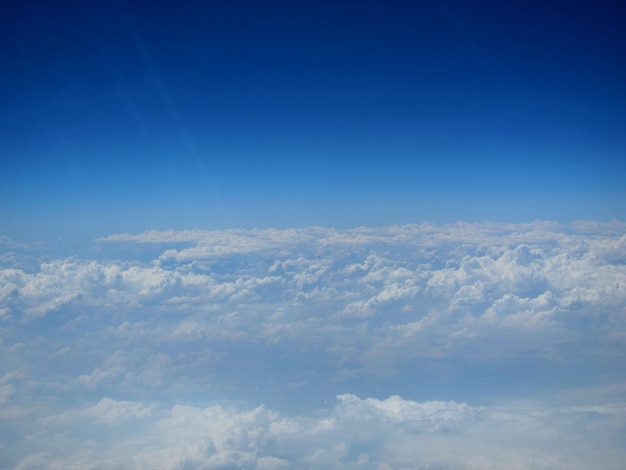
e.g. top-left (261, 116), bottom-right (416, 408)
top-left (6, 394), bottom-right (626, 469)
top-left (1, 222), bottom-right (625, 468)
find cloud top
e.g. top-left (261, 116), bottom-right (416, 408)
top-left (1, 222), bottom-right (625, 468)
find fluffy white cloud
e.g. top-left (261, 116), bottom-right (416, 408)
top-left (1, 222), bottom-right (625, 468)
top-left (6, 394), bottom-right (626, 469)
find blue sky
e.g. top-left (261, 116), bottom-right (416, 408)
top-left (1, 3), bottom-right (626, 468)
top-left (1, 0), bottom-right (625, 239)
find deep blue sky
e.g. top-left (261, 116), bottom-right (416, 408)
top-left (1, 0), bottom-right (625, 239)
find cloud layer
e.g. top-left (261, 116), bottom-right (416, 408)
top-left (1, 222), bottom-right (625, 468)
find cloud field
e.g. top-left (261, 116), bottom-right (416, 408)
top-left (1, 222), bottom-right (625, 468)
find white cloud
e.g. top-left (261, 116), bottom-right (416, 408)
top-left (50, 397), bottom-right (152, 426)
top-left (0, 384), bottom-right (15, 406)
top-left (7, 394), bottom-right (626, 469)
top-left (1, 222), bottom-right (625, 468)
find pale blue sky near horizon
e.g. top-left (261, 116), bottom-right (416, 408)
top-left (1, 0), bottom-right (625, 241)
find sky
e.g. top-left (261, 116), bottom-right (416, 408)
top-left (1, 0), bottom-right (625, 238)
top-left (1, 1), bottom-right (626, 469)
